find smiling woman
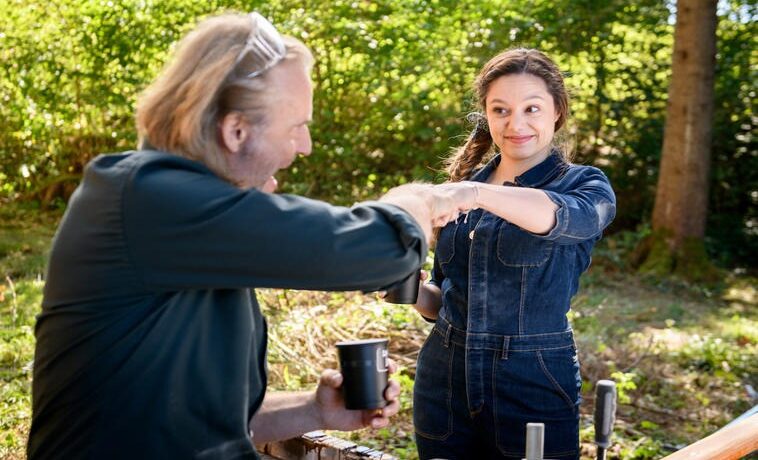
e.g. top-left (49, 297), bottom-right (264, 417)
top-left (485, 74), bottom-right (559, 180)
top-left (411, 48), bottom-right (616, 460)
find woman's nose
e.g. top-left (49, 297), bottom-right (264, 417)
top-left (505, 112), bottom-right (527, 131)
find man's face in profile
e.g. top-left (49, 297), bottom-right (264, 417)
top-left (232, 61), bottom-right (314, 190)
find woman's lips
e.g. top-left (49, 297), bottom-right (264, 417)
top-left (506, 135), bottom-right (534, 145)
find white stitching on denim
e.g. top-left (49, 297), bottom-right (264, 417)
top-left (493, 350), bottom-right (578, 457)
top-left (482, 219), bottom-right (490, 329)
top-left (496, 224), bottom-right (553, 267)
top-left (446, 338), bottom-right (574, 352)
top-left (536, 350), bottom-right (577, 413)
top-left (414, 333), bottom-right (454, 440)
top-left (518, 267), bottom-right (526, 335)
top-left (492, 349), bottom-right (504, 453)
top-left (437, 223), bottom-right (457, 265)
top-left (467, 347), bottom-right (485, 416)
top-left (444, 340), bottom-right (454, 436)
top-left (441, 322), bottom-right (574, 339)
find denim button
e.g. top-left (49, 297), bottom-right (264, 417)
top-left (468, 230), bottom-right (474, 240)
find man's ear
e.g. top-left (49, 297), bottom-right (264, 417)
top-left (219, 112), bottom-right (248, 154)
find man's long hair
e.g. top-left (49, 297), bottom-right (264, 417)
top-left (135, 13), bottom-right (313, 182)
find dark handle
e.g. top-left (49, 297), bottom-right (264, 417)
top-left (594, 379), bottom-right (617, 450)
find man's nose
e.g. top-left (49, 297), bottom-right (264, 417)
top-left (297, 130), bottom-right (312, 156)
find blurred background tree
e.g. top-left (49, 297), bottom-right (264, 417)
top-left (0, 0), bottom-right (755, 273)
top-left (636, 0), bottom-right (720, 281)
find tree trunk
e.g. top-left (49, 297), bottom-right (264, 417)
top-left (637, 0), bottom-right (720, 281)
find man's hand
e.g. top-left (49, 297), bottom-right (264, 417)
top-left (250, 360), bottom-right (401, 443)
top-left (379, 182), bottom-right (479, 244)
top-left (313, 359), bottom-right (401, 431)
top-left (260, 176), bottom-right (278, 193)
top-left (429, 181), bottom-right (479, 227)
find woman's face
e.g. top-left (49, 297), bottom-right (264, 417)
top-left (485, 73), bottom-right (559, 169)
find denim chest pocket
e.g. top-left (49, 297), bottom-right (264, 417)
top-left (496, 223), bottom-right (553, 267)
top-left (435, 223), bottom-right (458, 266)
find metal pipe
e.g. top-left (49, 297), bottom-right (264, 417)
top-left (525, 422), bottom-right (544, 460)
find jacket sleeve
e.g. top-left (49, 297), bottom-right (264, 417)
top-left (536, 166), bottom-right (616, 244)
top-left (123, 157), bottom-right (427, 292)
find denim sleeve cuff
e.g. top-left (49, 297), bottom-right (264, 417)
top-left (532, 190), bottom-right (569, 240)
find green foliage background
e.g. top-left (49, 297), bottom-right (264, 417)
top-left (1, 2), bottom-right (757, 458)
top-left (0, 0), bottom-right (756, 266)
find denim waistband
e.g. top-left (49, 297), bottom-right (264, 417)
top-left (433, 318), bottom-right (575, 352)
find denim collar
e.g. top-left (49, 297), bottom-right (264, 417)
top-left (470, 149), bottom-right (567, 187)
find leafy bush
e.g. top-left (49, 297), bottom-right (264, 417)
top-left (1, 0), bottom-right (755, 266)
top-left (675, 333), bottom-right (757, 384)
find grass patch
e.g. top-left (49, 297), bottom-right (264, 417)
top-left (1, 206), bottom-right (756, 459)
top-left (1, 204), bottom-right (59, 459)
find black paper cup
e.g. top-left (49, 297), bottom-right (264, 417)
top-left (384, 270), bottom-right (420, 304)
top-left (336, 338), bottom-right (389, 410)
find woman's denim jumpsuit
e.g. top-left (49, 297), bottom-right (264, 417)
top-left (414, 152), bottom-right (616, 459)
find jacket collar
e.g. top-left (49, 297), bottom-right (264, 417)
top-left (470, 149), bottom-right (567, 187)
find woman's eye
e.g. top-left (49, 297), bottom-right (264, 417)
top-left (526, 105), bottom-right (540, 114)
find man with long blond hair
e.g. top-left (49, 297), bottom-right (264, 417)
top-left (28, 12), bottom-right (477, 459)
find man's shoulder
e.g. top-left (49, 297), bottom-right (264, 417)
top-left (88, 150), bottom-right (210, 176)
top-left (79, 150), bottom-right (227, 211)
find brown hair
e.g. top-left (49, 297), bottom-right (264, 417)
top-left (444, 48), bottom-right (571, 182)
top-left (136, 13), bottom-right (313, 181)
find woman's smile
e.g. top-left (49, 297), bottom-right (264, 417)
top-left (505, 134), bottom-right (535, 145)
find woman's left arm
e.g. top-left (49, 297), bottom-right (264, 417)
top-left (463, 167), bottom-right (616, 242)
top-left (473, 184), bottom-right (559, 234)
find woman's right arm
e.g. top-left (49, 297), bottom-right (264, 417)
top-left (414, 270), bottom-right (442, 320)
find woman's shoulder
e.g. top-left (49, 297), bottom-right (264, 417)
top-left (545, 162), bottom-right (615, 196)
top-left (561, 162), bottom-right (612, 183)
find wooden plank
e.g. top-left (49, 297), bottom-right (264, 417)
top-left (258, 431), bottom-right (397, 460)
top-left (661, 414), bottom-right (758, 460)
